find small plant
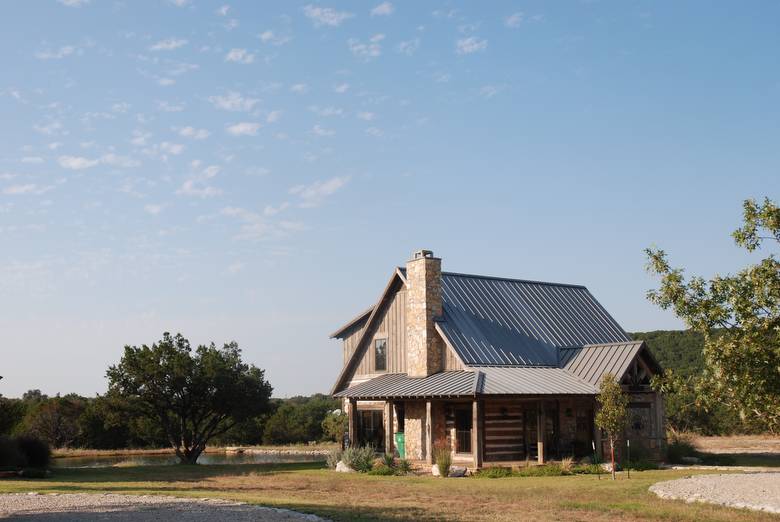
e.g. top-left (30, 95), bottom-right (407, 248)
top-left (476, 466), bottom-right (513, 478)
top-left (665, 430), bottom-right (697, 464)
top-left (367, 463), bottom-right (396, 475)
top-left (395, 459), bottom-right (413, 475)
top-left (326, 448), bottom-right (342, 469)
top-left (432, 438), bottom-right (452, 477)
top-left (342, 444), bottom-right (376, 473)
top-left (559, 456), bottom-right (575, 474)
top-left (573, 463), bottom-right (603, 475)
top-left (516, 463), bottom-right (566, 477)
top-left (381, 453), bottom-right (395, 468)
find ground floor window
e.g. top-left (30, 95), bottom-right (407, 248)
top-left (357, 410), bottom-right (384, 450)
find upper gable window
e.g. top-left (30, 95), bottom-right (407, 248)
top-left (374, 338), bottom-right (387, 372)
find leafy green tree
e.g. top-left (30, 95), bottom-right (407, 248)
top-left (595, 374), bottom-right (629, 480)
top-left (321, 409), bottom-right (348, 445)
top-left (262, 394), bottom-right (339, 444)
top-left (646, 197), bottom-right (780, 433)
top-left (0, 398), bottom-right (27, 435)
top-left (20, 394), bottom-right (86, 448)
top-left (107, 333), bottom-right (273, 464)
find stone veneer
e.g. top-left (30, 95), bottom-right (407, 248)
top-left (404, 401), bottom-right (426, 460)
top-left (405, 250), bottom-right (443, 378)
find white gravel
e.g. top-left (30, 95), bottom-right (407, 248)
top-left (0, 493), bottom-right (329, 521)
top-left (649, 472), bottom-right (780, 514)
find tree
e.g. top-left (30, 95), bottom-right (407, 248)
top-left (262, 395), bottom-right (338, 445)
top-left (595, 374), bottom-right (629, 480)
top-left (321, 409), bottom-right (348, 445)
top-left (106, 333), bottom-right (273, 464)
top-left (646, 197), bottom-right (780, 433)
top-left (20, 394), bottom-right (86, 448)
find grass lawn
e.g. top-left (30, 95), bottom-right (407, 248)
top-left (0, 463), bottom-right (776, 521)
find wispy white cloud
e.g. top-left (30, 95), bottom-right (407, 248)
top-left (397, 38), bottom-right (420, 55)
top-left (35, 45), bottom-right (78, 60)
top-left (57, 0), bottom-right (89, 7)
top-left (167, 0), bottom-right (190, 7)
top-left (505, 12), bottom-right (523, 28)
top-left (220, 206), bottom-right (303, 241)
top-left (177, 179), bottom-right (221, 198)
top-left (365, 127), bottom-right (383, 137)
top-left (333, 83), bottom-right (350, 93)
top-left (216, 5), bottom-right (230, 16)
top-left (21, 157), bottom-right (44, 164)
top-left (357, 112), bottom-right (376, 121)
top-left (370, 2), bottom-right (394, 16)
top-left (303, 5), bottom-right (354, 27)
top-left (177, 126), bottom-right (210, 139)
top-left (348, 33), bottom-right (385, 60)
top-left (156, 100), bottom-right (185, 112)
top-left (33, 121), bottom-right (64, 136)
top-left (209, 91), bottom-right (260, 111)
top-left (456, 36), bottom-right (488, 55)
top-left (101, 153), bottom-right (140, 168)
top-left (259, 30), bottom-right (291, 46)
top-left (266, 110), bottom-right (282, 123)
top-left (2, 184), bottom-right (53, 196)
top-left (290, 83), bottom-right (309, 94)
top-left (289, 176), bottom-right (348, 207)
top-left (225, 48), bottom-right (255, 64)
top-left (226, 122), bottom-right (261, 136)
top-left (311, 124), bottom-right (334, 137)
top-left (144, 204), bottom-right (164, 215)
top-left (309, 105), bottom-right (343, 117)
top-left (58, 155), bottom-right (99, 170)
top-left (263, 202), bottom-right (290, 216)
top-left (149, 38), bottom-right (188, 51)
top-left (479, 84), bottom-right (506, 99)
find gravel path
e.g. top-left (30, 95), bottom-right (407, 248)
top-left (649, 472), bottom-right (780, 514)
top-left (0, 493), bottom-right (329, 521)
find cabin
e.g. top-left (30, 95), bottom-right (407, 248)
top-left (330, 250), bottom-right (664, 469)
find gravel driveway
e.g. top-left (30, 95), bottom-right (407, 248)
top-left (0, 493), bottom-right (329, 521)
top-left (649, 472), bottom-right (780, 514)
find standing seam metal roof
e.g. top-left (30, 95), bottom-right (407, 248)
top-left (438, 272), bottom-right (630, 366)
top-left (560, 341), bottom-right (645, 386)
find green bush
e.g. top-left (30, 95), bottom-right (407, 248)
top-left (0, 436), bottom-right (25, 469)
top-left (395, 459), bottom-right (413, 475)
top-left (15, 436), bottom-right (50, 469)
top-left (475, 466), bottom-right (513, 478)
top-left (573, 463), bottom-right (603, 475)
top-left (666, 431), bottom-right (697, 464)
top-left (326, 448), bottom-right (342, 469)
top-left (516, 463), bottom-right (568, 477)
top-left (342, 445), bottom-right (376, 472)
top-left (367, 463), bottom-right (396, 475)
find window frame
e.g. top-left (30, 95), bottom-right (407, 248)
top-left (374, 337), bottom-right (388, 372)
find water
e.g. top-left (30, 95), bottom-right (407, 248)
top-left (53, 451), bottom-right (326, 468)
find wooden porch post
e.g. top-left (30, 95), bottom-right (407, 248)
top-left (472, 399), bottom-right (482, 469)
top-left (537, 402), bottom-right (545, 464)
top-left (384, 400), bottom-right (394, 456)
top-left (425, 400), bottom-right (433, 464)
top-left (348, 398), bottom-right (357, 448)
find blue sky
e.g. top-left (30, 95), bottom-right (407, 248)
top-left (1, 1), bottom-right (777, 398)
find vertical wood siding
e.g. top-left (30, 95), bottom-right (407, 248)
top-left (345, 289), bottom-right (407, 376)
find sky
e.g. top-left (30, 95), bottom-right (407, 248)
top-left (0, 1), bottom-right (778, 399)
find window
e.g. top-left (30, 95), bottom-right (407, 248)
top-left (454, 407), bottom-right (472, 453)
top-left (374, 338), bottom-right (387, 372)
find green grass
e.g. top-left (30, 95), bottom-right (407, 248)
top-left (0, 462), bottom-right (776, 521)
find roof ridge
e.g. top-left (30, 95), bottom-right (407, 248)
top-left (441, 270), bottom-right (588, 289)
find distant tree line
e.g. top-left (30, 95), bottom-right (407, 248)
top-left (0, 390), bottom-right (342, 450)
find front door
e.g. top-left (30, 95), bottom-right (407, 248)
top-left (357, 410), bottom-right (384, 451)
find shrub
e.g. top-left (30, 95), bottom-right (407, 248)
top-left (15, 436), bottom-right (50, 469)
top-left (432, 438), bottom-right (452, 477)
top-left (381, 453), bottom-right (395, 468)
top-left (326, 448), bottom-right (342, 469)
top-left (0, 436), bottom-right (25, 469)
top-left (395, 459), bottom-right (413, 475)
top-left (342, 445), bottom-right (375, 473)
top-left (516, 463), bottom-right (567, 477)
top-left (367, 463), bottom-right (396, 476)
top-left (573, 463), bottom-right (603, 475)
top-left (559, 456), bottom-right (575, 474)
top-left (475, 466), bottom-right (513, 478)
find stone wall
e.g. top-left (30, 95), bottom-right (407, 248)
top-left (405, 250), bottom-right (443, 378)
top-left (404, 401), bottom-right (426, 460)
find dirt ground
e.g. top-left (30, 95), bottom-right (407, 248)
top-left (692, 435), bottom-right (780, 455)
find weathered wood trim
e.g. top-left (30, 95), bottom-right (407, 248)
top-left (537, 402), bottom-right (545, 464)
top-left (425, 400), bottom-right (432, 464)
top-left (348, 398), bottom-right (357, 447)
top-left (385, 400), bottom-right (394, 455)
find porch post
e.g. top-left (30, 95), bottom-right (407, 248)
top-left (348, 398), bottom-right (357, 448)
top-left (593, 398), bottom-right (603, 459)
top-left (384, 400), bottom-right (394, 456)
top-left (425, 400), bottom-right (433, 464)
top-left (537, 402), bottom-right (545, 464)
top-left (472, 399), bottom-right (482, 469)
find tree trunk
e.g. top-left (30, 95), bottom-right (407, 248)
top-left (610, 439), bottom-right (616, 480)
top-left (178, 445), bottom-right (204, 465)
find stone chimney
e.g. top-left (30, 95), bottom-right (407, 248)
top-left (405, 249), bottom-right (443, 378)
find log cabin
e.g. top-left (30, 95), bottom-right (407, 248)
top-left (330, 250), bottom-right (664, 469)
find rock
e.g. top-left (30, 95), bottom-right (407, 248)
top-left (601, 462), bottom-right (620, 472)
top-left (335, 461), bottom-right (354, 473)
top-left (431, 465), bottom-right (440, 476)
top-left (681, 456), bottom-right (702, 464)
top-left (449, 466), bottom-right (467, 477)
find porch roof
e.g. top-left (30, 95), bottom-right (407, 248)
top-left (334, 367), bottom-right (598, 399)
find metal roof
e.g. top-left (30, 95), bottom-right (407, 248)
top-left (335, 367), bottom-right (598, 399)
top-left (437, 272), bottom-right (631, 366)
top-left (334, 371), bottom-right (475, 399)
top-left (559, 341), bottom-right (645, 386)
top-left (476, 366), bottom-right (597, 395)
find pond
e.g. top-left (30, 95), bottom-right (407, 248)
top-left (53, 451), bottom-right (326, 468)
